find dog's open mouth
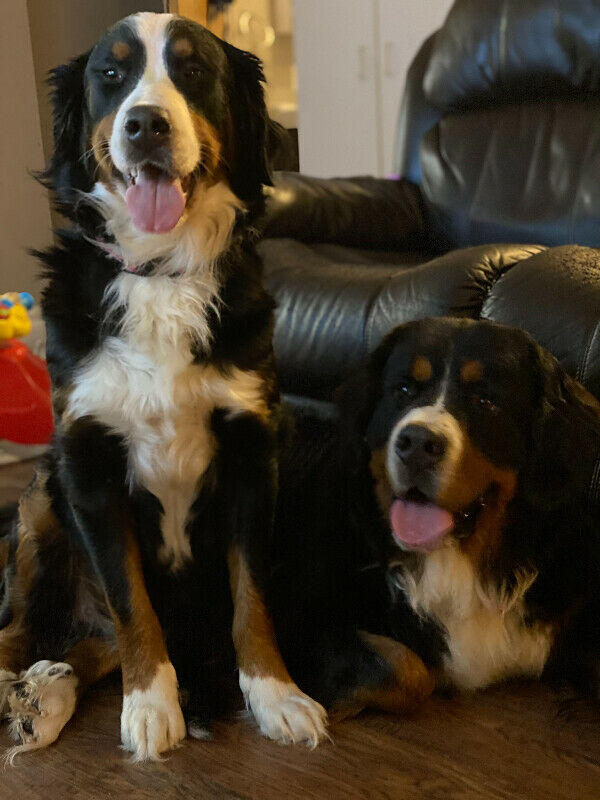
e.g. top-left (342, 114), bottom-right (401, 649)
top-left (390, 487), bottom-right (488, 553)
top-left (124, 163), bottom-right (197, 234)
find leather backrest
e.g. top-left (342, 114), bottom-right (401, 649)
top-left (394, 0), bottom-right (600, 248)
top-left (424, 0), bottom-right (600, 111)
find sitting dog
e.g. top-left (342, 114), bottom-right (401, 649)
top-left (271, 317), bottom-right (600, 716)
top-left (0, 12), bottom-right (326, 760)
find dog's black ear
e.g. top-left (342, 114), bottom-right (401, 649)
top-left (334, 333), bottom-right (398, 437)
top-left (222, 42), bottom-right (272, 204)
top-left (334, 364), bottom-right (373, 434)
top-left (38, 52), bottom-right (92, 211)
top-left (524, 342), bottom-right (600, 509)
top-left (265, 119), bottom-right (295, 170)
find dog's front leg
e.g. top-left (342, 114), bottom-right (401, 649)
top-left (61, 418), bottom-right (186, 760)
top-left (215, 411), bottom-right (328, 746)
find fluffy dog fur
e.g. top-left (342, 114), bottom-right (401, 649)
top-left (0, 12), bottom-right (326, 761)
top-left (270, 318), bottom-right (600, 716)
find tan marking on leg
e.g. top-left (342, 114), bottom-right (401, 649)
top-left (112, 533), bottom-right (170, 694)
top-left (0, 623), bottom-right (30, 676)
top-left (11, 473), bottom-right (59, 619)
top-left (228, 545), bottom-right (290, 681)
top-left (0, 469), bottom-right (60, 676)
top-left (111, 535), bottom-right (185, 760)
top-left (333, 632), bottom-right (435, 720)
top-left (229, 547), bottom-right (328, 744)
top-left (63, 637), bottom-right (120, 694)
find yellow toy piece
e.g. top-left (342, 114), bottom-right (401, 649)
top-left (0, 292), bottom-right (33, 340)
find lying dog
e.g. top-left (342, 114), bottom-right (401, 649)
top-left (0, 12), bottom-right (326, 760)
top-left (271, 318), bottom-right (600, 716)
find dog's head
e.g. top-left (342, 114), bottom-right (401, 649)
top-left (340, 318), bottom-right (600, 561)
top-left (43, 13), bottom-right (272, 248)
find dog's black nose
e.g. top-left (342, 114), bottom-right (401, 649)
top-left (395, 424), bottom-right (447, 473)
top-left (124, 105), bottom-right (171, 153)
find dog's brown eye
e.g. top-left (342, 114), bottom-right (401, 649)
top-left (393, 381), bottom-right (417, 402)
top-left (102, 67), bottom-right (123, 83)
top-left (473, 395), bottom-right (499, 413)
top-left (184, 66), bottom-right (202, 80)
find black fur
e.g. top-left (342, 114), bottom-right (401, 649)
top-left (39, 53), bottom-right (93, 216)
top-left (1, 14), bottom-right (282, 729)
top-left (271, 319), bottom-right (600, 708)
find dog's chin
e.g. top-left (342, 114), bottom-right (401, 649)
top-left (388, 486), bottom-right (490, 554)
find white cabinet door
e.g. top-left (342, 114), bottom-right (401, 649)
top-left (293, 0), bottom-right (380, 177)
top-left (377, 0), bottom-right (453, 175)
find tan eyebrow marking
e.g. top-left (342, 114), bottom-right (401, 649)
top-left (173, 37), bottom-right (194, 58)
top-left (410, 356), bottom-right (432, 382)
top-left (460, 360), bottom-right (484, 383)
top-left (111, 41), bottom-right (131, 60)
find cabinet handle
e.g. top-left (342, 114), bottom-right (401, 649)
top-left (358, 45), bottom-right (368, 80)
top-left (384, 42), bottom-right (394, 77)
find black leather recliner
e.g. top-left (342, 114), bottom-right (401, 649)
top-left (257, 0), bottom-right (600, 409)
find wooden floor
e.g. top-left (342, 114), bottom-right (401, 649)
top-left (1, 460), bottom-right (599, 800)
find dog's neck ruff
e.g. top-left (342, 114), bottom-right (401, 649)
top-left (90, 237), bottom-right (183, 279)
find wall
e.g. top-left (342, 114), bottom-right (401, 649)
top-left (0, 1), bottom-right (165, 299)
top-left (0, 4), bottom-right (52, 295)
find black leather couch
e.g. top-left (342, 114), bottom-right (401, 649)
top-left (257, 0), bottom-right (600, 412)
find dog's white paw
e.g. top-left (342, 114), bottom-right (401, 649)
top-left (5, 660), bottom-right (78, 761)
top-left (240, 672), bottom-right (328, 747)
top-left (120, 661), bottom-right (186, 761)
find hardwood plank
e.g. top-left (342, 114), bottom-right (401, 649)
top-left (1, 461), bottom-right (598, 799)
top-left (0, 678), bottom-right (598, 800)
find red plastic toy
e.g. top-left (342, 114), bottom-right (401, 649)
top-left (0, 292), bottom-right (53, 458)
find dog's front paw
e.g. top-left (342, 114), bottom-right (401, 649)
top-left (240, 672), bottom-right (328, 747)
top-left (121, 661), bottom-right (186, 761)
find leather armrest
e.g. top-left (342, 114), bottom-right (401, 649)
top-left (259, 172), bottom-right (427, 250)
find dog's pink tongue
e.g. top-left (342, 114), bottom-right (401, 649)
top-left (125, 170), bottom-right (185, 233)
top-left (390, 498), bottom-right (454, 553)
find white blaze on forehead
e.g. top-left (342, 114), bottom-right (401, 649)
top-left (132, 12), bottom-right (173, 81)
top-left (433, 355), bottom-right (452, 410)
top-left (109, 11), bottom-right (200, 178)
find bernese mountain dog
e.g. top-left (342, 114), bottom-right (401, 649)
top-left (0, 12), bottom-right (326, 760)
top-left (270, 317), bottom-right (600, 718)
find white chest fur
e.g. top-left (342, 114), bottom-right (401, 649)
top-left (397, 544), bottom-right (554, 690)
top-left (67, 273), bottom-right (266, 570)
